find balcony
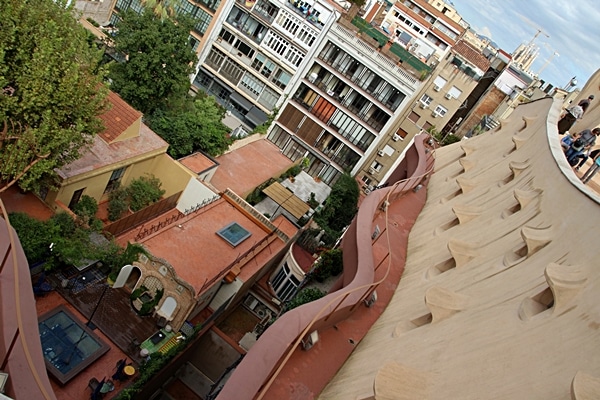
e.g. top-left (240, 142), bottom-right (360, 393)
top-left (350, 17), bottom-right (431, 79)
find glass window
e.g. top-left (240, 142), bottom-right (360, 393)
top-left (448, 86), bottom-right (462, 99)
top-left (104, 167), bottom-right (126, 194)
top-left (272, 69), bottom-right (291, 89)
top-left (420, 94), bottom-right (433, 106)
top-left (433, 105), bottom-right (448, 117)
top-left (271, 263), bottom-right (301, 301)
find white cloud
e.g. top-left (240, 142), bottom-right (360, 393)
top-left (452, 0), bottom-right (600, 89)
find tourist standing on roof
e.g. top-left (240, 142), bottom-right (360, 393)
top-left (565, 127), bottom-right (600, 165)
top-left (558, 95), bottom-right (594, 134)
top-left (581, 151), bottom-right (600, 184)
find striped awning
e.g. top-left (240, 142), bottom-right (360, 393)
top-left (262, 182), bottom-right (310, 219)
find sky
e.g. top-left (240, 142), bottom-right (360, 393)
top-left (451, 0), bottom-right (600, 91)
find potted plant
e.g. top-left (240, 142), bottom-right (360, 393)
top-left (127, 174), bottom-right (165, 212)
top-left (108, 184), bottom-right (129, 221)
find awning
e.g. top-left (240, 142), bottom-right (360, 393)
top-left (245, 106), bottom-right (268, 127)
top-left (262, 182), bottom-right (310, 219)
top-left (230, 91), bottom-right (253, 111)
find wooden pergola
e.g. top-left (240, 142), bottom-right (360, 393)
top-left (262, 182), bottom-right (310, 219)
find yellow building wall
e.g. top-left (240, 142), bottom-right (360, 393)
top-left (50, 152), bottom-right (193, 211)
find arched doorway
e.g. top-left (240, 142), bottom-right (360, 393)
top-left (125, 267), bottom-right (141, 291)
top-left (158, 296), bottom-right (178, 320)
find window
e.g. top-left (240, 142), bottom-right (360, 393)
top-left (219, 29), bottom-right (236, 45)
top-left (217, 222), bottom-right (251, 247)
top-left (271, 263), bottom-right (301, 301)
top-left (220, 57), bottom-right (244, 85)
top-left (234, 39), bottom-right (255, 58)
top-left (272, 69), bottom-right (291, 89)
top-left (240, 73), bottom-right (265, 99)
top-left (408, 111), bottom-right (420, 122)
top-left (422, 121), bottom-right (433, 131)
top-left (258, 86), bottom-right (279, 109)
top-left (420, 94), bottom-right (433, 106)
top-left (104, 167), bottom-right (126, 194)
top-left (68, 188), bottom-right (85, 210)
top-left (433, 105), bottom-right (448, 117)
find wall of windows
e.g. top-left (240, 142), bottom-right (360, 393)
top-left (271, 263), bottom-right (301, 301)
top-left (317, 43), bottom-right (406, 112)
top-left (263, 31), bottom-right (305, 68)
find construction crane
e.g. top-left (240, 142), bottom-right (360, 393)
top-left (519, 15), bottom-right (549, 46)
top-left (537, 42), bottom-right (559, 75)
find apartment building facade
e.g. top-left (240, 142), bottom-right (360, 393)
top-left (377, 0), bottom-right (466, 65)
top-left (192, 0), bottom-right (341, 130)
top-left (266, 19), bottom-right (422, 185)
top-left (111, 0), bottom-right (222, 53)
top-left (357, 39), bottom-right (491, 190)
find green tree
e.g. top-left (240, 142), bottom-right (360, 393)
top-left (140, 0), bottom-right (183, 20)
top-left (108, 10), bottom-right (197, 115)
top-left (149, 94), bottom-right (232, 157)
top-left (0, 0), bottom-right (108, 193)
top-left (313, 173), bottom-right (359, 240)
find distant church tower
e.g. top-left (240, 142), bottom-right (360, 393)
top-left (512, 43), bottom-right (539, 73)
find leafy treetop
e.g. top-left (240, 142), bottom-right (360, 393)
top-left (149, 93), bottom-right (232, 158)
top-left (0, 0), bottom-right (108, 193)
top-left (108, 10), bottom-right (197, 115)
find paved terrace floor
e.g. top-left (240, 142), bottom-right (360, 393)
top-left (210, 139), bottom-right (294, 197)
top-left (253, 184), bottom-right (428, 399)
top-left (47, 268), bottom-right (162, 366)
top-left (35, 289), bottom-right (135, 400)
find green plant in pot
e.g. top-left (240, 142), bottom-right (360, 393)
top-left (108, 184), bottom-right (129, 221)
top-left (127, 174), bottom-right (165, 212)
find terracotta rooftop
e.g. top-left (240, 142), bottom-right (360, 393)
top-left (452, 39), bottom-right (491, 72)
top-left (210, 139), bottom-right (294, 197)
top-left (123, 197), bottom-right (297, 294)
top-left (178, 152), bottom-right (218, 175)
top-left (98, 91), bottom-right (142, 144)
top-left (57, 123), bottom-right (168, 179)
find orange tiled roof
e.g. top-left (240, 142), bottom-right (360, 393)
top-left (98, 91), bottom-right (142, 144)
top-left (452, 40), bottom-right (491, 72)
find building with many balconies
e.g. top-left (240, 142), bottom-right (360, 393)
top-left (266, 18), bottom-right (422, 185)
top-left (192, 0), bottom-right (342, 131)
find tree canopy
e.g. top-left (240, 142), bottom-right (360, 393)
top-left (149, 94), bottom-right (232, 157)
top-left (313, 173), bottom-right (359, 243)
top-left (108, 10), bottom-right (197, 115)
top-left (0, 0), bottom-right (108, 193)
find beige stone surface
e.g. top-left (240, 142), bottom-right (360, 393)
top-left (319, 73), bottom-right (600, 399)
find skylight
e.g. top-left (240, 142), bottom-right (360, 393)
top-left (217, 222), bottom-right (251, 247)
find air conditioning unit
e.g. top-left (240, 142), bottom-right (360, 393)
top-left (368, 167), bottom-right (378, 175)
top-left (431, 111), bottom-right (439, 118)
top-left (419, 102), bottom-right (429, 109)
top-left (301, 330), bottom-right (319, 351)
top-left (377, 150), bottom-right (385, 157)
top-left (444, 93), bottom-right (453, 100)
top-left (433, 85), bottom-right (441, 92)
top-left (364, 290), bottom-right (378, 307)
top-left (392, 134), bottom-right (402, 141)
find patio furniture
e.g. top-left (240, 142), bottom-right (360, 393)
top-left (124, 365), bottom-right (136, 377)
top-left (88, 377), bottom-right (100, 391)
top-left (100, 380), bottom-right (114, 394)
top-left (112, 359), bottom-right (127, 381)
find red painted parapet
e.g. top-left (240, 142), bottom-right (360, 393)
top-left (217, 134), bottom-right (435, 400)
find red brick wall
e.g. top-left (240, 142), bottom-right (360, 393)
top-left (456, 86), bottom-right (507, 137)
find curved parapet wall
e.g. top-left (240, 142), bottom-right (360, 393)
top-left (0, 202), bottom-right (57, 400)
top-left (216, 134), bottom-right (434, 400)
